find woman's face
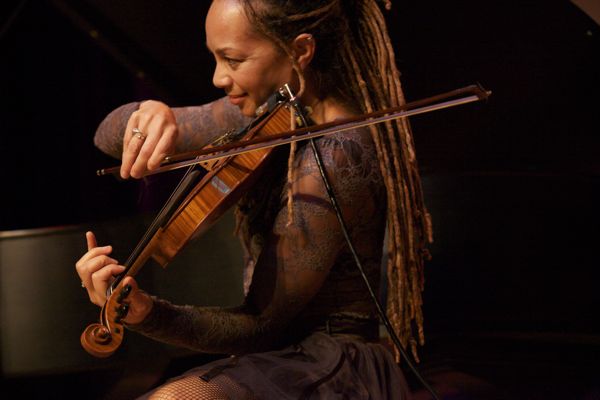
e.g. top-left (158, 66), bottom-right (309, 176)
top-left (206, 0), bottom-right (295, 117)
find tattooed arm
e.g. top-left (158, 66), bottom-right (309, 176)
top-left (93, 97), bottom-right (250, 178)
top-left (125, 129), bottom-right (385, 355)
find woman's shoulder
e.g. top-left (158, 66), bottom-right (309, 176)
top-left (302, 125), bottom-right (378, 168)
top-left (294, 125), bottom-right (384, 193)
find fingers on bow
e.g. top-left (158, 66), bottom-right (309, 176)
top-left (122, 112), bottom-right (177, 179)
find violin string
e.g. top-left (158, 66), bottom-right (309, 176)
top-left (108, 95), bottom-right (288, 292)
top-left (111, 162), bottom-right (200, 291)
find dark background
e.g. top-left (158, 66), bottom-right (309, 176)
top-left (1, 0), bottom-right (598, 399)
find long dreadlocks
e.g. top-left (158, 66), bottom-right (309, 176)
top-left (240, 0), bottom-right (433, 361)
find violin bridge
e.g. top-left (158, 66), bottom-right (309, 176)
top-left (198, 156), bottom-right (220, 172)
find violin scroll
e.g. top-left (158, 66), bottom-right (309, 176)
top-left (80, 284), bottom-right (131, 358)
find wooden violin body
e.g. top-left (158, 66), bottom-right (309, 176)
top-left (81, 86), bottom-right (302, 357)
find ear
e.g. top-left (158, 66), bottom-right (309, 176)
top-left (291, 33), bottom-right (315, 70)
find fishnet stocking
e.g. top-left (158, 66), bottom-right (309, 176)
top-left (148, 374), bottom-right (250, 400)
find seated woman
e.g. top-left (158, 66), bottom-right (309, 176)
top-left (77, 0), bottom-right (432, 398)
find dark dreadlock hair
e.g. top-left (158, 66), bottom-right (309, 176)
top-left (237, 0), bottom-right (433, 361)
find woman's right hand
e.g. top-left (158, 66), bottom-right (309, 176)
top-left (121, 100), bottom-right (178, 179)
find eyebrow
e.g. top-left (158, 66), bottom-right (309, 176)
top-left (205, 42), bottom-right (233, 55)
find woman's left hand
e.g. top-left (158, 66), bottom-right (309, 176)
top-left (76, 231), bottom-right (153, 325)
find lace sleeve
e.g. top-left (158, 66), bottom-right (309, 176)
top-left (126, 128), bottom-right (385, 355)
top-left (93, 97), bottom-right (251, 159)
top-left (93, 102), bottom-right (140, 159)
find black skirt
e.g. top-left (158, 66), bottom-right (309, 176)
top-left (139, 332), bottom-right (411, 399)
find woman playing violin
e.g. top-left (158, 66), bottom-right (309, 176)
top-left (76, 0), bottom-right (432, 398)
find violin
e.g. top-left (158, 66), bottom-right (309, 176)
top-left (81, 83), bottom-right (491, 358)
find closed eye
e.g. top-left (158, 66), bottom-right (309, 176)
top-left (224, 57), bottom-right (242, 68)
top-left (206, 44), bottom-right (244, 69)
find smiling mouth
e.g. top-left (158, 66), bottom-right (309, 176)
top-left (228, 94), bottom-right (246, 105)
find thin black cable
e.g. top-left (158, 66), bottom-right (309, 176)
top-left (305, 133), bottom-right (440, 400)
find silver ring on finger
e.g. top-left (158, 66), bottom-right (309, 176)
top-left (132, 127), bottom-right (146, 140)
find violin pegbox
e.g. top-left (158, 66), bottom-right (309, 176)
top-left (113, 283), bottom-right (132, 323)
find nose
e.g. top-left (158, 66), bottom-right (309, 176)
top-left (212, 62), bottom-right (232, 90)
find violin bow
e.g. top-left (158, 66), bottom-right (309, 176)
top-left (97, 83), bottom-right (491, 178)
